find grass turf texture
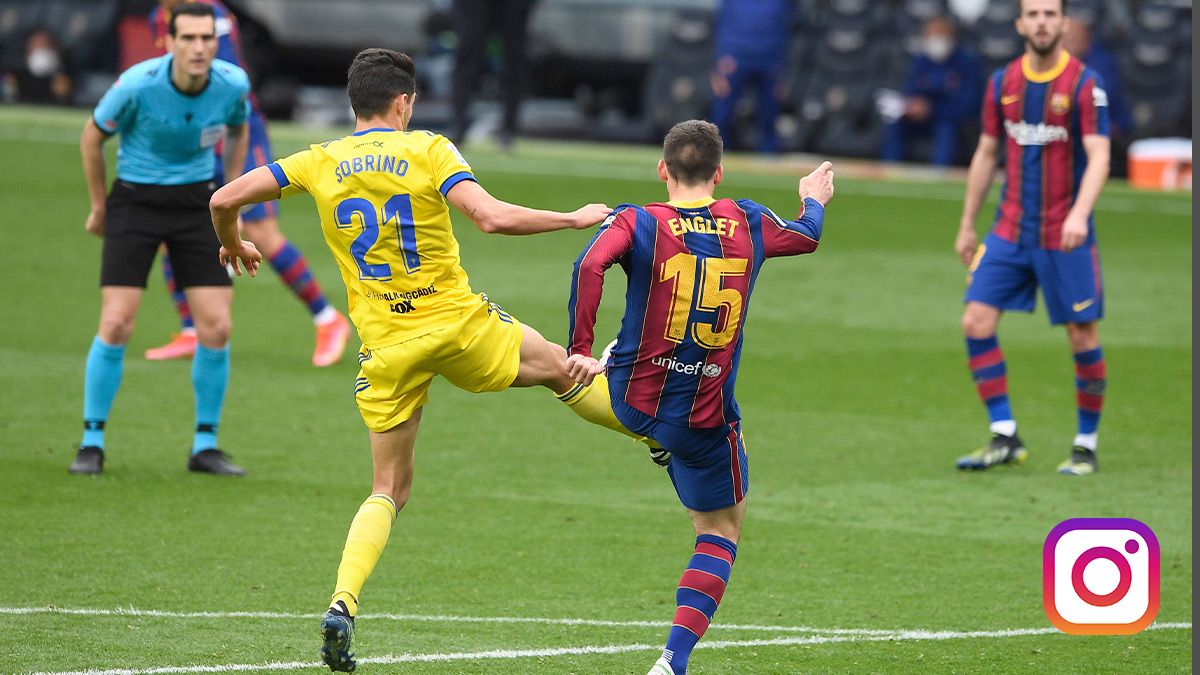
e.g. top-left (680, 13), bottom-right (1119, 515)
top-left (0, 106), bottom-right (1190, 673)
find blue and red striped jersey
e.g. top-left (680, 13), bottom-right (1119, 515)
top-left (982, 52), bottom-right (1110, 250)
top-left (569, 196), bottom-right (824, 429)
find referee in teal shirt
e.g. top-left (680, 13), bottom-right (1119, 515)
top-left (72, 2), bottom-right (250, 476)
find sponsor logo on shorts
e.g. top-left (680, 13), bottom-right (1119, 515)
top-left (651, 355), bottom-right (722, 378)
top-left (1072, 298), bottom-right (1095, 312)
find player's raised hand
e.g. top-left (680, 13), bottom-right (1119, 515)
top-left (571, 203), bottom-right (613, 230)
top-left (798, 161), bottom-right (835, 206)
top-left (1059, 212), bottom-right (1089, 252)
top-left (84, 208), bottom-right (105, 237)
top-left (219, 240), bottom-right (262, 278)
top-left (955, 226), bottom-right (978, 266)
top-left (566, 353), bottom-right (604, 386)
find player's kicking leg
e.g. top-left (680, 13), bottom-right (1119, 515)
top-left (512, 326), bottom-right (663, 460)
top-left (1059, 321), bottom-right (1105, 475)
top-left (322, 410), bottom-right (420, 672)
top-left (956, 301), bottom-right (1026, 470)
top-left (72, 287), bottom-right (143, 474)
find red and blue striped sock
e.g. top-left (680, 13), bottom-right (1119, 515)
top-left (661, 534), bottom-right (737, 674)
top-left (1073, 347), bottom-right (1106, 445)
top-left (162, 253), bottom-right (194, 330)
top-left (966, 335), bottom-right (1013, 428)
top-left (269, 240), bottom-right (330, 318)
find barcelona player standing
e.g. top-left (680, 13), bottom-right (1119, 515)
top-left (566, 120), bottom-right (835, 675)
top-left (954, 0), bottom-right (1110, 475)
top-left (146, 0), bottom-right (351, 366)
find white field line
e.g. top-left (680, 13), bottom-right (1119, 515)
top-left (0, 605), bottom-right (891, 635)
top-left (0, 126), bottom-right (1187, 216)
top-left (21, 622), bottom-right (1193, 675)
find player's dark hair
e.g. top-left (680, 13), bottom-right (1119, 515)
top-left (346, 48), bottom-right (417, 119)
top-left (662, 120), bottom-right (723, 186)
top-left (168, 2), bottom-right (216, 36)
top-left (1015, 0), bottom-right (1067, 14)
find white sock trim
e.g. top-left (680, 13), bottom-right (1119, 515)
top-left (989, 420), bottom-right (1017, 437)
top-left (313, 305), bottom-right (338, 326)
top-left (1073, 433), bottom-right (1098, 451)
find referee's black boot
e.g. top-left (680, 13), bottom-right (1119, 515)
top-left (69, 446), bottom-right (104, 474)
top-left (187, 448), bottom-right (245, 476)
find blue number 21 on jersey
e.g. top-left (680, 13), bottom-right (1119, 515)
top-left (335, 194), bottom-right (420, 281)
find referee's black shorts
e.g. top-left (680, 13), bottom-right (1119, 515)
top-left (100, 179), bottom-right (231, 288)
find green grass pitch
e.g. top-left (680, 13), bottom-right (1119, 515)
top-left (0, 105), bottom-right (1190, 674)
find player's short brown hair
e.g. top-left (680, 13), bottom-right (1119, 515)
top-left (346, 48), bottom-right (417, 119)
top-left (168, 2), bottom-right (215, 36)
top-left (1016, 0), bottom-right (1067, 14)
top-left (662, 120), bottom-right (723, 186)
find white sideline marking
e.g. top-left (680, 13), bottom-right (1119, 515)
top-left (0, 605), bottom-right (891, 635)
top-left (22, 623), bottom-right (1193, 675)
top-left (7, 607), bottom-right (1190, 675)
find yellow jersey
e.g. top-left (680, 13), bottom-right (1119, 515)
top-left (269, 127), bottom-right (479, 349)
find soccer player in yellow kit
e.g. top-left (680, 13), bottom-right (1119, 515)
top-left (210, 48), bottom-right (639, 671)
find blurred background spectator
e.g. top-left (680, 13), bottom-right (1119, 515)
top-left (450, 0), bottom-right (538, 147)
top-left (0, 0), bottom-right (1191, 169)
top-left (880, 15), bottom-right (982, 167)
top-left (9, 29), bottom-right (73, 105)
top-left (708, 0), bottom-right (794, 154)
top-left (1062, 15), bottom-right (1132, 136)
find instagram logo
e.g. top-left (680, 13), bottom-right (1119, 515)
top-left (1043, 518), bottom-right (1160, 635)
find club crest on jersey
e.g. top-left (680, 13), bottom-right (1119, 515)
top-left (1050, 93), bottom-right (1071, 115)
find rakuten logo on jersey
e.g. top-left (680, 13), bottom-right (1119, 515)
top-left (1005, 120), bottom-right (1070, 146)
top-left (651, 355), bottom-right (722, 378)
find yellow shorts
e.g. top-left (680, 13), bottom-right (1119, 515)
top-left (354, 295), bottom-right (524, 432)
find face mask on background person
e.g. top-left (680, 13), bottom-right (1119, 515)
top-left (923, 36), bottom-right (954, 63)
top-left (27, 48), bottom-right (61, 77)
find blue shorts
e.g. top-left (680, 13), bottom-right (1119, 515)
top-left (965, 233), bottom-right (1103, 325)
top-left (213, 112), bottom-right (278, 223)
top-left (612, 398), bottom-right (748, 512)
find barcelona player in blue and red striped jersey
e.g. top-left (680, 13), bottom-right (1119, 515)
top-left (954, 0), bottom-right (1110, 475)
top-left (566, 120), bottom-right (835, 675)
top-left (146, 0), bottom-right (350, 366)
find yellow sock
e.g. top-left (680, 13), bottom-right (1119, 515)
top-left (557, 373), bottom-right (656, 446)
top-left (329, 494), bottom-right (397, 616)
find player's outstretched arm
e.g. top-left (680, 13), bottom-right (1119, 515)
top-left (445, 180), bottom-right (610, 235)
top-left (798, 161), bottom-right (835, 206)
top-left (210, 166), bottom-right (279, 276)
top-left (79, 119), bottom-right (110, 237)
top-left (956, 134), bottom-right (999, 266)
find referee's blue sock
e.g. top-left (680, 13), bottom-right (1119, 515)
top-left (81, 336), bottom-right (125, 449)
top-left (191, 343), bottom-right (229, 453)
